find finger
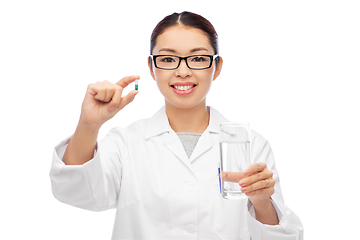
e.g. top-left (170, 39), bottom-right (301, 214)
top-left (240, 168), bottom-right (273, 187)
top-left (92, 82), bottom-right (107, 102)
top-left (222, 171), bottom-right (246, 183)
top-left (246, 187), bottom-right (275, 199)
top-left (243, 162), bottom-right (267, 176)
top-left (116, 75), bottom-right (140, 88)
top-left (86, 83), bottom-right (98, 96)
top-left (89, 81), bottom-right (118, 103)
top-left (87, 82), bottom-right (105, 100)
top-left (241, 178), bottom-right (275, 194)
top-left (102, 80), bottom-right (116, 103)
top-left (118, 90), bottom-right (139, 110)
top-left (108, 85), bottom-right (123, 112)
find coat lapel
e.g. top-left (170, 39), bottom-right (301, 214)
top-left (145, 106), bottom-right (194, 171)
top-left (189, 107), bottom-right (229, 162)
top-left (189, 130), bottom-right (213, 163)
top-left (163, 128), bottom-right (194, 171)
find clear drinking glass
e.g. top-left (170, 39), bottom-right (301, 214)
top-left (219, 122), bottom-right (251, 199)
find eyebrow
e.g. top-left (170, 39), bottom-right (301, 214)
top-left (190, 47), bottom-right (209, 53)
top-left (158, 47), bottom-right (209, 54)
top-left (158, 48), bottom-right (176, 53)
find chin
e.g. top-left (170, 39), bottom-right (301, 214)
top-left (165, 98), bottom-right (207, 110)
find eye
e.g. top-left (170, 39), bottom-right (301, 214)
top-left (191, 56), bottom-right (207, 62)
top-left (159, 56), bottom-right (176, 63)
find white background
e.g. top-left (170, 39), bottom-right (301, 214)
top-left (1, 0), bottom-right (359, 239)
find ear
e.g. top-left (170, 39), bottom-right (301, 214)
top-left (148, 56), bottom-right (156, 80)
top-left (212, 56), bottom-right (223, 81)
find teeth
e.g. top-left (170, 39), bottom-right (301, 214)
top-left (174, 85), bottom-right (194, 91)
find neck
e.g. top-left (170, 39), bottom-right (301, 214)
top-left (165, 102), bottom-right (210, 134)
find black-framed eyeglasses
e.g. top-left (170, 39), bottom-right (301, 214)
top-left (150, 54), bottom-right (219, 70)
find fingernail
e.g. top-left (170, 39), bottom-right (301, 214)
top-left (241, 187), bottom-right (247, 193)
top-left (243, 169), bottom-right (249, 175)
top-left (239, 179), bottom-right (246, 186)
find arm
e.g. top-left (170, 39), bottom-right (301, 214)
top-left (240, 163), bottom-right (279, 225)
top-left (223, 163), bottom-right (279, 225)
top-left (252, 198), bottom-right (279, 225)
top-left (223, 136), bottom-right (303, 239)
top-left (244, 139), bottom-right (303, 239)
top-left (50, 76), bottom-right (139, 211)
top-left (62, 122), bottom-right (99, 165)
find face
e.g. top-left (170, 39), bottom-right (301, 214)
top-left (149, 25), bottom-right (222, 110)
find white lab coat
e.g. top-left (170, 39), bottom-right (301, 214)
top-left (50, 106), bottom-right (303, 240)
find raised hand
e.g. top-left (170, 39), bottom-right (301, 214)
top-left (80, 75), bottom-right (140, 128)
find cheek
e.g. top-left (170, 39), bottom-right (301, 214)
top-left (154, 70), bottom-right (171, 91)
top-left (154, 69), bottom-right (171, 81)
top-left (195, 69), bottom-right (215, 86)
top-left (197, 65), bottom-right (215, 77)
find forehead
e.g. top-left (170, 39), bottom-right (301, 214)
top-left (153, 25), bottom-right (213, 54)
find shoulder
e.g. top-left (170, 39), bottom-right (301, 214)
top-left (251, 129), bottom-right (268, 146)
top-left (105, 106), bottom-right (168, 141)
top-left (208, 106), bottom-right (270, 152)
top-left (250, 129), bottom-right (275, 164)
top-left (98, 118), bottom-right (151, 158)
top-left (124, 118), bottom-right (151, 136)
top-left (106, 118), bottom-right (150, 140)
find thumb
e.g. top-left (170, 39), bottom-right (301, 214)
top-left (118, 90), bottom-right (139, 110)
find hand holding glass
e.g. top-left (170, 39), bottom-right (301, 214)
top-left (219, 122), bottom-right (251, 199)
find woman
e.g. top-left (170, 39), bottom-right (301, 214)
top-left (50, 11), bottom-right (303, 239)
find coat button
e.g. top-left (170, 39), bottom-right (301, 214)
top-left (185, 224), bottom-right (196, 233)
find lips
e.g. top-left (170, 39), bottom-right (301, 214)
top-left (170, 82), bottom-right (197, 95)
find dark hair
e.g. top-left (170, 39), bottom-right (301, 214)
top-left (150, 11), bottom-right (219, 57)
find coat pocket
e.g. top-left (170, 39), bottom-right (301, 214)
top-left (212, 184), bottom-right (250, 240)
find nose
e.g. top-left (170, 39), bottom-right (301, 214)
top-left (175, 59), bottom-right (192, 78)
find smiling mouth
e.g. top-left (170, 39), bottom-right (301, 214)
top-left (171, 84), bottom-right (197, 91)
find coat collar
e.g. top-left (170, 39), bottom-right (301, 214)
top-left (145, 106), bottom-right (229, 167)
top-left (145, 106), bottom-right (170, 140)
top-left (145, 105), bottom-right (229, 139)
top-left (207, 106), bottom-right (229, 134)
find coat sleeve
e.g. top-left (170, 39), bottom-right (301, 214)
top-left (49, 128), bottom-right (127, 211)
top-left (247, 131), bottom-right (304, 240)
